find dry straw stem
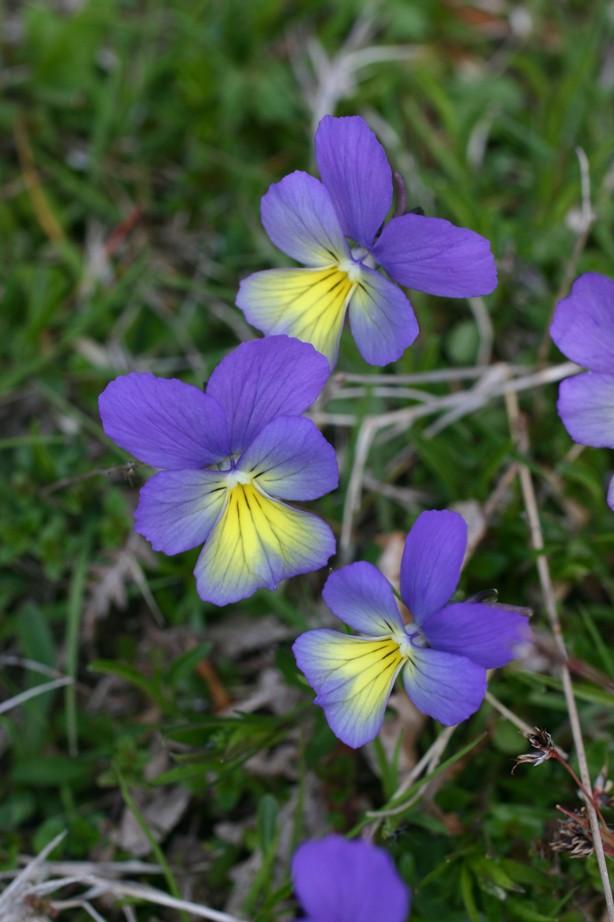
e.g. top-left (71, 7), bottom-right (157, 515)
top-left (505, 388), bottom-right (614, 920)
top-left (0, 832), bottom-right (247, 922)
top-left (315, 359), bottom-right (579, 561)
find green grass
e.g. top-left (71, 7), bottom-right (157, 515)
top-left (2, 1), bottom-right (614, 919)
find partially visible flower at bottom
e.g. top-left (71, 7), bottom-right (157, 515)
top-left (550, 272), bottom-right (614, 510)
top-left (294, 509), bottom-right (532, 747)
top-left (292, 834), bottom-right (410, 922)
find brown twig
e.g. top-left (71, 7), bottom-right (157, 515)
top-left (505, 388), bottom-right (614, 918)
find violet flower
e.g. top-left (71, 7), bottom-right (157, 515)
top-left (293, 510), bottom-right (531, 748)
top-left (99, 336), bottom-right (338, 606)
top-left (292, 835), bottom-right (410, 922)
top-left (550, 272), bottom-right (614, 509)
top-left (237, 115), bottom-right (497, 368)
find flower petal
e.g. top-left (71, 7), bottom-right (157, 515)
top-left (372, 213), bottom-right (498, 297)
top-left (292, 835), bottom-right (411, 922)
top-left (206, 336), bottom-right (331, 454)
top-left (194, 484), bottom-right (335, 605)
top-left (237, 416), bottom-right (338, 501)
top-left (557, 373), bottom-right (614, 448)
top-left (402, 647), bottom-right (486, 725)
top-left (400, 510), bottom-right (467, 624)
top-left (322, 562), bottom-right (405, 636)
top-left (134, 470), bottom-right (228, 554)
top-left (348, 266), bottom-right (419, 365)
top-left (293, 629), bottom-right (403, 748)
top-left (261, 171), bottom-right (350, 267)
top-left (99, 373), bottom-right (229, 469)
top-left (550, 273), bottom-right (614, 373)
top-left (422, 602), bottom-right (532, 668)
top-left (315, 115), bottom-right (392, 249)
top-left (236, 269), bottom-right (353, 368)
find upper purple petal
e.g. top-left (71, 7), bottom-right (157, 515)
top-left (348, 266), bottom-right (419, 366)
top-left (550, 273), bottom-right (614, 373)
top-left (402, 647), bottom-right (486, 725)
top-left (372, 213), bottom-right (498, 297)
top-left (323, 562), bottom-right (406, 636)
top-left (237, 415), bottom-right (338, 501)
top-left (557, 373), bottom-right (614, 449)
top-left (292, 835), bottom-right (410, 922)
top-left (400, 510), bottom-right (467, 624)
top-left (421, 601), bottom-right (532, 668)
top-left (315, 115), bottom-right (392, 249)
top-left (205, 336), bottom-right (330, 454)
top-left (99, 373), bottom-right (229, 470)
top-left (261, 171), bottom-right (350, 267)
top-left (134, 469), bottom-right (227, 554)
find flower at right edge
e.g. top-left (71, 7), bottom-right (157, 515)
top-left (293, 510), bottom-right (532, 748)
top-left (550, 272), bottom-right (614, 510)
top-left (292, 835), bottom-right (410, 922)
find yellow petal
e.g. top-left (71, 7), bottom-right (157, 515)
top-left (293, 630), bottom-right (404, 747)
top-left (194, 482), bottom-right (334, 605)
top-left (237, 267), bottom-right (355, 366)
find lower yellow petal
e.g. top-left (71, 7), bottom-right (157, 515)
top-left (293, 630), bottom-right (404, 747)
top-left (194, 482), bottom-right (334, 605)
top-left (237, 268), bottom-right (355, 366)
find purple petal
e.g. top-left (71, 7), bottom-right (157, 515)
top-left (348, 266), bottom-right (419, 365)
top-left (402, 647), bottom-right (486, 725)
top-left (400, 510), bottom-right (467, 624)
top-left (557, 373), bottom-right (614, 448)
top-left (134, 470), bottom-right (227, 554)
top-left (550, 273), bottom-right (614, 372)
top-left (322, 562), bottom-right (406, 636)
top-left (293, 629), bottom-right (403, 748)
top-left (99, 373), bottom-right (229, 470)
top-left (206, 336), bottom-right (330, 454)
top-left (237, 415), bottom-right (338, 501)
top-left (194, 491), bottom-right (335, 606)
top-left (261, 171), bottom-right (350, 267)
top-left (315, 115), bottom-right (392, 249)
top-left (422, 602), bottom-right (532, 668)
top-left (292, 835), bottom-right (410, 922)
top-left (372, 213), bottom-right (498, 297)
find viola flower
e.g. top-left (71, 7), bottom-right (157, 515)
top-left (292, 834), bottom-right (411, 922)
top-left (237, 115), bottom-right (497, 368)
top-left (293, 510), bottom-right (531, 748)
top-left (550, 272), bottom-right (614, 509)
top-left (99, 336), bottom-right (338, 606)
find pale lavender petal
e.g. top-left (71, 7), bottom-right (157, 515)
top-left (372, 213), bottom-right (497, 297)
top-left (237, 416), bottom-right (338, 500)
top-left (400, 510), bottom-right (467, 624)
top-left (348, 266), bottom-right (419, 365)
top-left (422, 602), bottom-right (532, 668)
top-left (315, 115), bottom-right (392, 249)
top-left (99, 373), bottom-right (229, 469)
top-left (261, 171), bottom-right (350, 267)
top-left (557, 373), bottom-right (614, 448)
top-left (322, 562), bottom-right (406, 636)
top-left (293, 629), bottom-right (403, 748)
top-left (292, 835), bottom-right (410, 922)
top-left (134, 470), bottom-right (227, 554)
top-left (608, 474), bottom-right (614, 511)
top-left (402, 647), bottom-right (486, 725)
top-left (206, 336), bottom-right (330, 454)
top-left (550, 273), bottom-right (614, 373)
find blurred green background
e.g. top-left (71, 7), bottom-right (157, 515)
top-left (2, 1), bottom-right (614, 919)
